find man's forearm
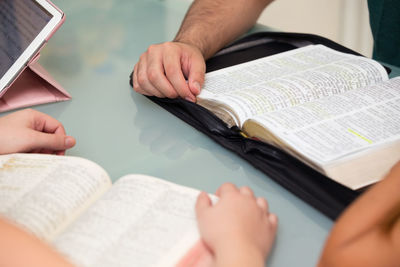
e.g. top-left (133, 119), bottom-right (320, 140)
top-left (174, 0), bottom-right (273, 59)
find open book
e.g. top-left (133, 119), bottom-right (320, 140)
top-left (197, 45), bottom-right (400, 190)
top-left (0, 153), bottom-right (210, 267)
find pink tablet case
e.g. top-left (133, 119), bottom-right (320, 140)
top-left (0, 1), bottom-right (70, 112)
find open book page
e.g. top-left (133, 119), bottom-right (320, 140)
top-left (54, 174), bottom-right (205, 267)
top-left (197, 45), bottom-right (388, 128)
top-left (0, 154), bottom-right (112, 241)
top-left (243, 77), bottom-right (400, 189)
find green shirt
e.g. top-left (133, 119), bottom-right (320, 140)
top-left (368, 0), bottom-right (400, 66)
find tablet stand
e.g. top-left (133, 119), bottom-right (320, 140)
top-left (0, 53), bottom-right (71, 112)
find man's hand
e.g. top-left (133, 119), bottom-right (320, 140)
top-left (132, 41), bottom-right (206, 102)
top-left (132, 0), bottom-right (273, 102)
top-left (0, 109), bottom-right (76, 155)
top-left (196, 183), bottom-right (278, 267)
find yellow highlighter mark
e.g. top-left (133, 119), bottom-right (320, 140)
top-left (348, 129), bottom-right (373, 144)
top-left (239, 131), bottom-right (249, 138)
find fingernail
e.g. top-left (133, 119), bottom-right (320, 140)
top-left (268, 213), bottom-right (278, 224)
top-left (65, 137), bottom-right (75, 148)
top-left (185, 96), bottom-right (195, 102)
top-left (199, 191), bottom-right (207, 198)
top-left (193, 81), bottom-right (201, 94)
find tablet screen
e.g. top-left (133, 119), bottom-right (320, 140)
top-left (0, 0), bottom-right (53, 79)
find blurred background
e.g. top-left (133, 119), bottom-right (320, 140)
top-left (181, 0), bottom-right (373, 58)
top-left (258, 0), bottom-right (373, 57)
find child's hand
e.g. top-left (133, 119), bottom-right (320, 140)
top-left (0, 109), bottom-right (75, 155)
top-left (195, 183), bottom-right (278, 267)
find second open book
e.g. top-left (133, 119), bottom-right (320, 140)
top-left (0, 153), bottom-right (211, 267)
top-left (198, 45), bottom-right (400, 190)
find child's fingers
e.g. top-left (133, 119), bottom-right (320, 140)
top-left (268, 213), bottom-right (278, 228)
top-left (216, 183), bottom-right (238, 197)
top-left (195, 192), bottom-right (212, 219)
top-left (29, 132), bottom-right (76, 153)
top-left (33, 110), bottom-right (67, 134)
top-left (239, 186), bottom-right (255, 198)
top-left (256, 197), bottom-right (269, 213)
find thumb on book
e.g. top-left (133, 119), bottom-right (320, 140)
top-left (188, 63), bottom-right (205, 96)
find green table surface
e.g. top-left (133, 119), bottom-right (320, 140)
top-left (4, 0), bottom-right (400, 266)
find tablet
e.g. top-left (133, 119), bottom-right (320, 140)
top-left (0, 0), bottom-right (63, 95)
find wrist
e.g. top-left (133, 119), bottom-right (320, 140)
top-left (214, 240), bottom-right (265, 267)
top-left (173, 34), bottom-right (210, 59)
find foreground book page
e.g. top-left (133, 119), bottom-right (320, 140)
top-left (0, 154), bottom-right (112, 241)
top-left (54, 174), bottom-right (203, 267)
top-left (243, 78), bottom-right (400, 189)
top-left (198, 45), bottom-right (388, 127)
